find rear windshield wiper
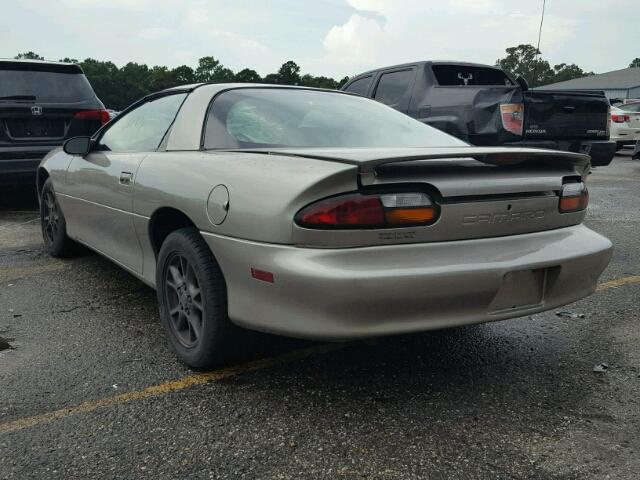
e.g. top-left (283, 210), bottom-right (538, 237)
top-left (0, 95), bottom-right (37, 101)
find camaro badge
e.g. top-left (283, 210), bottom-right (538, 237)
top-left (463, 210), bottom-right (545, 225)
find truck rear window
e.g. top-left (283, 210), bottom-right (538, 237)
top-left (0, 62), bottom-right (97, 103)
top-left (432, 65), bottom-right (515, 87)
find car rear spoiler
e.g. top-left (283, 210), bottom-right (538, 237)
top-left (224, 147), bottom-right (591, 185)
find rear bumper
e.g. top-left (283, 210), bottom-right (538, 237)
top-left (202, 225), bottom-right (612, 340)
top-left (0, 145), bottom-right (56, 184)
top-left (505, 140), bottom-right (616, 167)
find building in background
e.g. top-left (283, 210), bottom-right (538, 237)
top-left (541, 67), bottom-right (640, 102)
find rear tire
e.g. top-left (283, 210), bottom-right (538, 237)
top-left (156, 228), bottom-right (253, 369)
top-left (40, 178), bottom-right (78, 257)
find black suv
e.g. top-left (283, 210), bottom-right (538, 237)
top-left (0, 59), bottom-right (109, 185)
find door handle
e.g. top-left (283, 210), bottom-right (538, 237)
top-left (119, 172), bottom-right (133, 186)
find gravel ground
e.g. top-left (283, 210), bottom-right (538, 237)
top-left (1, 153), bottom-right (639, 479)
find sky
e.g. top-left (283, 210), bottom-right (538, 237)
top-left (1, 0), bottom-right (638, 79)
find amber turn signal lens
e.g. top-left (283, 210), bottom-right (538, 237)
top-left (559, 183), bottom-right (588, 213)
top-left (385, 207), bottom-right (437, 224)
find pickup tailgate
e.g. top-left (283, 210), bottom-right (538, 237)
top-left (524, 90), bottom-right (609, 141)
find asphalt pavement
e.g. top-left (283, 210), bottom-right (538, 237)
top-left (1, 152), bottom-right (639, 479)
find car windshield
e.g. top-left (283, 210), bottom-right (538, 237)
top-left (0, 65), bottom-right (96, 103)
top-left (204, 88), bottom-right (467, 149)
top-left (618, 103), bottom-right (640, 113)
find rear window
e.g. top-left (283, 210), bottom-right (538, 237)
top-left (432, 65), bottom-right (515, 86)
top-left (204, 88), bottom-right (466, 149)
top-left (619, 103), bottom-right (640, 112)
top-left (343, 76), bottom-right (372, 96)
top-left (0, 62), bottom-right (97, 103)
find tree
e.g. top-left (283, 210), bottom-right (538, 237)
top-left (552, 63), bottom-right (592, 84)
top-left (195, 56), bottom-right (234, 83)
top-left (15, 51), bottom-right (44, 60)
top-left (300, 74), bottom-right (338, 89)
top-left (630, 58), bottom-right (640, 68)
top-left (234, 68), bottom-right (262, 83)
top-left (172, 65), bottom-right (196, 84)
top-left (496, 44), bottom-right (554, 87)
top-left (277, 61), bottom-right (301, 85)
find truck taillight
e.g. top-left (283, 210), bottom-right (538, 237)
top-left (500, 103), bottom-right (524, 136)
top-left (295, 192), bottom-right (439, 229)
top-left (74, 109), bottom-right (111, 126)
top-left (611, 113), bottom-right (630, 123)
top-left (559, 183), bottom-right (588, 213)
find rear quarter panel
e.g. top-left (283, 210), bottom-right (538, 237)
top-left (133, 151), bottom-right (357, 282)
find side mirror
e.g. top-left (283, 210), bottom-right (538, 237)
top-left (515, 76), bottom-right (529, 91)
top-left (63, 136), bottom-right (92, 156)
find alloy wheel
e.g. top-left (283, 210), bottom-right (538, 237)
top-left (164, 253), bottom-right (204, 348)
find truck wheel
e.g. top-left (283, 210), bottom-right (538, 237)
top-left (40, 178), bottom-right (78, 257)
top-left (156, 228), bottom-right (252, 369)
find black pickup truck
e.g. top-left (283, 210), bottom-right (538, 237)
top-left (341, 61), bottom-right (615, 166)
top-left (0, 59), bottom-right (109, 185)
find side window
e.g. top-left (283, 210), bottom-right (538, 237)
top-left (373, 69), bottom-right (416, 112)
top-left (343, 76), bottom-right (373, 96)
top-left (97, 93), bottom-right (187, 153)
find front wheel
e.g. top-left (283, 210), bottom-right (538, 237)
top-left (40, 178), bottom-right (78, 257)
top-left (156, 228), bottom-right (253, 368)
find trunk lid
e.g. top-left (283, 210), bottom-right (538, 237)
top-left (523, 90), bottom-right (609, 141)
top-left (234, 147), bottom-right (591, 247)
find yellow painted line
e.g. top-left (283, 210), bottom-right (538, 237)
top-left (0, 262), bottom-right (69, 284)
top-left (0, 343), bottom-right (346, 435)
top-left (596, 275), bottom-right (640, 291)
top-left (1, 274), bottom-right (638, 435)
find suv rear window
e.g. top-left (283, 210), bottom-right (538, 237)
top-left (0, 62), bottom-right (97, 103)
top-left (432, 64), bottom-right (515, 86)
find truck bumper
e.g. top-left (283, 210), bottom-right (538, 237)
top-left (201, 225), bottom-right (612, 340)
top-left (504, 140), bottom-right (616, 167)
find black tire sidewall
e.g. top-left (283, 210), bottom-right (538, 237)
top-left (156, 228), bottom-right (236, 368)
top-left (40, 178), bottom-right (70, 257)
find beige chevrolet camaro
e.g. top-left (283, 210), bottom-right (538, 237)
top-left (37, 83), bottom-right (613, 368)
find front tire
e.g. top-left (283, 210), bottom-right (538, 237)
top-left (40, 178), bottom-right (77, 257)
top-left (156, 228), bottom-right (252, 368)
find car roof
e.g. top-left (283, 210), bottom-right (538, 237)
top-left (0, 58), bottom-right (77, 66)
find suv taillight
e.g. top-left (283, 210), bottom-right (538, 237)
top-left (611, 113), bottom-right (630, 123)
top-left (500, 103), bottom-right (524, 136)
top-left (295, 192), bottom-right (439, 229)
top-left (559, 183), bottom-right (588, 213)
top-left (74, 109), bottom-right (110, 126)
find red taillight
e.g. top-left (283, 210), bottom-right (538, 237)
top-left (295, 192), bottom-right (438, 229)
top-left (74, 109), bottom-right (110, 126)
top-left (611, 113), bottom-right (630, 123)
top-left (559, 183), bottom-right (589, 213)
top-left (500, 103), bottom-right (524, 136)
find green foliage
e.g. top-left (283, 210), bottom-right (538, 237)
top-left (14, 51), bottom-right (44, 60)
top-left (630, 58), bottom-right (640, 68)
top-left (496, 44), bottom-right (594, 87)
top-left (552, 63), bottom-right (593, 84)
top-left (234, 68), bottom-right (262, 83)
top-left (12, 52), bottom-right (349, 109)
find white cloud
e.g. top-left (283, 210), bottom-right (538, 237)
top-left (324, 14), bottom-right (384, 65)
top-left (138, 27), bottom-right (173, 40)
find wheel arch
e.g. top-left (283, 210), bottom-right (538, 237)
top-left (36, 167), bottom-right (50, 200)
top-left (148, 207), bottom-right (199, 259)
